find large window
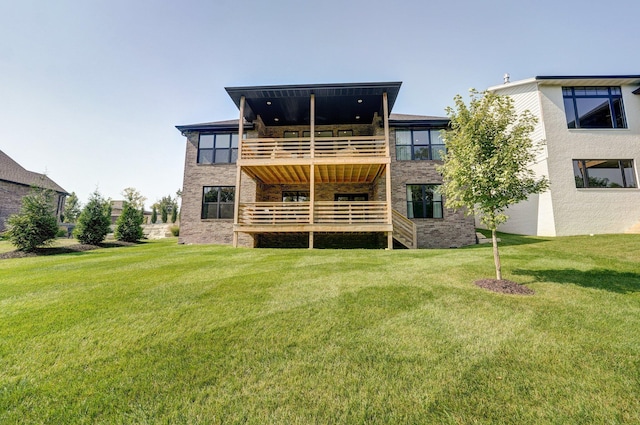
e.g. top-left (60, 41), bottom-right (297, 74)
top-left (198, 134), bottom-right (238, 164)
top-left (396, 129), bottom-right (446, 160)
top-left (573, 160), bottom-right (636, 188)
top-left (406, 185), bottom-right (443, 218)
top-left (563, 87), bottom-right (626, 129)
top-left (282, 191), bottom-right (309, 202)
top-left (202, 186), bottom-right (235, 219)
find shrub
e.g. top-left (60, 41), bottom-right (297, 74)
top-left (75, 190), bottom-right (111, 245)
top-left (114, 202), bottom-right (144, 242)
top-left (56, 227), bottom-right (67, 238)
top-left (161, 206), bottom-right (168, 224)
top-left (171, 206), bottom-right (178, 224)
top-left (5, 187), bottom-right (59, 252)
top-left (151, 206), bottom-right (157, 224)
top-left (169, 225), bottom-right (180, 237)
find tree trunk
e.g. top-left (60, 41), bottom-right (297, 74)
top-left (492, 228), bottom-right (502, 280)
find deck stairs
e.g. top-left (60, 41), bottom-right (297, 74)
top-left (392, 209), bottom-right (417, 249)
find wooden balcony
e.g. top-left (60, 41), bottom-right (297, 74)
top-left (236, 201), bottom-right (391, 233)
top-left (239, 135), bottom-right (387, 161)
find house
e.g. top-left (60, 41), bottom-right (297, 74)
top-left (487, 75), bottom-right (640, 236)
top-left (176, 82), bottom-right (476, 249)
top-left (0, 149), bottom-right (68, 232)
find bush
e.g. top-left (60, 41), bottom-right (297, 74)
top-left (5, 187), bottom-right (59, 252)
top-left (75, 190), bottom-right (112, 245)
top-left (161, 206), bottom-right (168, 224)
top-left (114, 202), bottom-right (144, 242)
top-left (169, 225), bottom-right (180, 237)
top-left (151, 206), bottom-right (157, 224)
top-left (56, 228), bottom-right (67, 238)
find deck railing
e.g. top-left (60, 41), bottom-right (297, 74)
top-left (392, 209), bottom-right (417, 249)
top-left (240, 136), bottom-right (386, 160)
top-left (237, 201), bottom-right (389, 225)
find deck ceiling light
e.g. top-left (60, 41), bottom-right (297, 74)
top-left (266, 101), bottom-right (272, 105)
top-left (355, 115), bottom-right (361, 120)
top-left (357, 99), bottom-right (363, 103)
top-left (274, 117), bottom-right (280, 122)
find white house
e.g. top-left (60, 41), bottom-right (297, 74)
top-left (486, 75), bottom-right (640, 236)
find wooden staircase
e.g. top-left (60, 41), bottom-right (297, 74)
top-left (392, 209), bottom-right (417, 249)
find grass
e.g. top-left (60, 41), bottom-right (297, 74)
top-left (1, 234), bottom-right (639, 424)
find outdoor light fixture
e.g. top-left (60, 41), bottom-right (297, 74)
top-left (355, 115), bottom-right (360, 120)
top-left (274, 117), bottom-right (279, 122)
top-left (357, 99), bottom-right (363, 103)
top-left (266, 101), bottom-right (272, 105)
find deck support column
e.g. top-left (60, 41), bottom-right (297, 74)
top-left (383, 92), bottom-right (393, 250)
top-left (233, 95), bottom-right (245, 248)
top-left (309, 94), bottom-right (315, 249)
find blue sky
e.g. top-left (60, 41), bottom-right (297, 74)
top-left (1, 0), bottom-right (638, 207)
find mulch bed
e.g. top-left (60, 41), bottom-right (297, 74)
top-left (0, 241), bottom-right (136, 260)
top-left (474, 279), bottom-right (535, 295)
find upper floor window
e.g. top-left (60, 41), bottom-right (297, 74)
top-left (396, 129), bottom-right (446, 161)
top-left (202, 186), bottom-right (235, 219)
top-left (562, 87), bottom-right (626, 129)
top-left (303, 130), bottom-right (333, 138)
top-left (573, 159), bottom-right (636, 188)
top-left (282, 191), bottom-right (309, 202)
top-left (406, 184), bottom-right (443, 218)
top-left (198, 133), bottom-right (238, 164)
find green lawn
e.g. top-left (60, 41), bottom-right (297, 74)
top-left (1, 234), bottom-right (639, 424)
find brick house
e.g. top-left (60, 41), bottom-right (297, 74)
top-left (176, 82), bottom-right (476, 249)
top-left (0, 150), bottom-right (68, 232)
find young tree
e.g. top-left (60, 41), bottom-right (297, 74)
top-left (114, 201), bottom-right (144, 242)
top-left (439, 90), bottom-right (549, 280)
top-left (63, 192), bottom-right (82, 223)
top-left (122, 187), bottom-right (146, 209)
top-left (75, 190), bottom-right (112, 245)
top-left (161, 205), bottom-right (168, 224)
top-left (5, 187), bottom-right (59, 252)
top-left (151, 206), bottom-right (158, 224)
top-left (170, 204), bottom-right (178, 223)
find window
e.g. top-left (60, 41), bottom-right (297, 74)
top-left (282, 191), bottom-right (309, 202)
top-left (573, 160), bottom-right (636, 188)
top-left (334, 194), bottom-right (368, 201)
top-left (202, 186), bottom-right (235, 219)
top-left (337, 130), bottom-right (353, 137)
top-left (396, 129), bottom-right (446, 160)
top-left (406, 185), bottom-right (443, 218)
top-left (562, 87), bottom-right (626, 129)
top-left (198, 134), bottom-right (238, 164)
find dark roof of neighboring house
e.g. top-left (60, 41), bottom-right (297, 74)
top-left (633, 87), bottom-right (640, 95)
top-left (0, 150), bottom-right (68, 194)
top-left (225, 81), bottom-right (403, 126)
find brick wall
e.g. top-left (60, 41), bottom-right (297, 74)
top-left (0, 181), bottom-right (66, 233)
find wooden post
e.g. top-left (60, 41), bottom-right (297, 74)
top-left (233, 95), bottom-right (245, 248)
top-left (309, 94), bottom-right (315, 249)
top-left (383, 92), bottom-right (393, 250)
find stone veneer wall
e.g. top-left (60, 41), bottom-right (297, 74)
top-left (178, 130), bottom-right (255, 247)
top-left (0, 180), bottom-right (65, 232)
top-left (387, 128), bottom-right (476, 248)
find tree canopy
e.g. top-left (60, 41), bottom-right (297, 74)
top-left (6, 187), bottom-right (59, 252)
top-left (439, 90), bottom-right (549, 279)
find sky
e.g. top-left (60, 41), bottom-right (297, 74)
top-left (1, 0), bottom-right (639, 208)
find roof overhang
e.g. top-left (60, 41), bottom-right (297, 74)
top-left (225, 82), bottom-right (402, 126)
top-left (175, 120), bottom-right (254, 133)
top-left (534, 75), bottom-right (640, 86)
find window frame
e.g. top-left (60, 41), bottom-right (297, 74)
top-left (572, 159), bottom-right (637, 189)
top-left (406, 184), bottom-right (444, 219)
top-left (197, 133), bottom-right (239, 164)
top-left (334, 193), bottom-right (369, 201)
top-left (201, 186), bottom-right (235, 219)
top-left (562, 86), bottom-right (627, 129)
top-left (395, 129), bottom-right (446, 161)
top-left (282, 191), bottom-right (310, 202)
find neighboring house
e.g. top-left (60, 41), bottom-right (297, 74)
top-left (110, 200), bottom-right (153, 224)
top-left (176, 82), bottom-right (476, 249)
top-left (0, 149), bottom-right (68, 232)
top-left (487, 75), bottom-right (640, 236)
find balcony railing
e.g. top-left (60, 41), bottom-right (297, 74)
top-left (240, 136), bottom-right (386, 160)
top-left (237, 201), bottom-right (389, 225)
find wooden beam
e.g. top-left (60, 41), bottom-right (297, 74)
top-left (233, 95), bottom-right (245, 248)
top-left (383, 92), bottom-right (393, 250)
top-left (310, 94), bottom-right (315, 159)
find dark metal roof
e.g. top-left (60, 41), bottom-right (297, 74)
top-left (225, 82), bottom-right (402, 126)
top-left (175, 119), bottom-right (254, 133)
top-left (388, 113), bottom-right (449, 128)
top-left (536, 75), bottom-right (640, 80)
top-left (633, 87), bottom-right (640, 95)
top-left (0, 150), bottom-right (68, 194)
